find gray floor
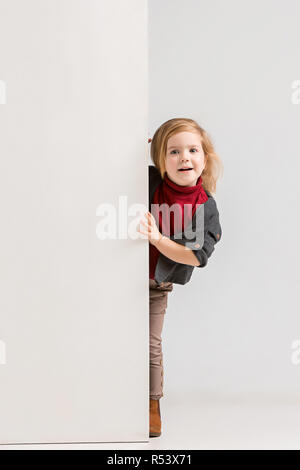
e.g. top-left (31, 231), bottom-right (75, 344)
top-left (1, 390), bottom-right (300, 450)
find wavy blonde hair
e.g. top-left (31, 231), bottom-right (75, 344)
top-left (149, 118), bottom-right (223, 194)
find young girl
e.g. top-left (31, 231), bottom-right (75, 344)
top-left (138, 117), bottom-right (223, 438)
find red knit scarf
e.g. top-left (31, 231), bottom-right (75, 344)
top-left (149, 172), bottom-right (208, 279)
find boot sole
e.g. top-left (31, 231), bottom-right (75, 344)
top-left (149, 432), bottom-right (161, 437)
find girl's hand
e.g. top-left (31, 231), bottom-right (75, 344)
top-left (138, 211), bottom-right (162, 246)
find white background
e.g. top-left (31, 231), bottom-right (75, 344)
top-left (148, 0), bottom-right (300, 399)
top-left (1, 0), bottom-right (300, 450)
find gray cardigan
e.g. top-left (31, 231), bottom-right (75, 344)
top-left (149, 165), bottom-right (222, 285)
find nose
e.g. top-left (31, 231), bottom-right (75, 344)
top-left (181, 152), bottom-right (191, 163)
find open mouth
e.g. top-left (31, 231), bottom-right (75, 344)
top-left (178, 168), bottom-right (193, 171)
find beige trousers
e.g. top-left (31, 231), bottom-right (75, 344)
top-left (149, 279), bottom-right (174, 400)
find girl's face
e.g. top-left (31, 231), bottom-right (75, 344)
top-left (164, 131), bottom-right (207, 187)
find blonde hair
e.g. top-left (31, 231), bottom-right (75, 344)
top-left (149, 118), bottom-right (223, 194)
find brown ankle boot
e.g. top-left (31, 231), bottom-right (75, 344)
top-left (149, 398), bottom-right (161, 437)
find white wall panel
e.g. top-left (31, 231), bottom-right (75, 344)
top-left (0, 0), bottom-right (148, 444)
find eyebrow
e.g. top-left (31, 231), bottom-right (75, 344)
top-left (167, 145), bottom-right (201, 150)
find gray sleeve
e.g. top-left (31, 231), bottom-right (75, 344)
top-left (193, 199), bottom-right (222, 268)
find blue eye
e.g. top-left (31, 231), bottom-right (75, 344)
top-left (170, 148), bottom-right (197, 154)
